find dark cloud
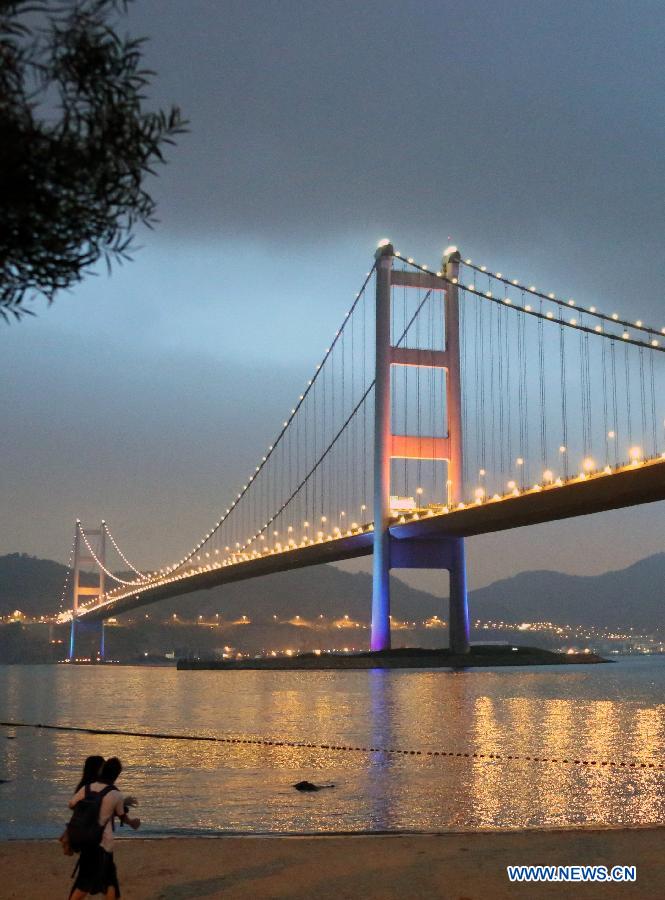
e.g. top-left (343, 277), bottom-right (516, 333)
top-left (119, 0), bottom-right (665, 316)
top-left (130, 1), bottom-right (664, 240)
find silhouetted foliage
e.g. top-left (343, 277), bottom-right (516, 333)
top-left (0, 0), bottom-right (186, 320)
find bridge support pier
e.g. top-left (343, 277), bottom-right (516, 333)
top-left (69, 618), bottom-right (76, 660)
top-left (389, 534), bottom-right (470, 653)
top-left (448, 537), bottom-right (470, 654)
top-left (371, 242), bottom-right (394, 651)
top-left (68, 618), bottom-right (105, 661)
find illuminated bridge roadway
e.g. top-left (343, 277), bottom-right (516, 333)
top-left (70, 457), bottom-right (665, 623)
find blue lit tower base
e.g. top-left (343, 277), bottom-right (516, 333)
top-left (69, 619), bottom-right (106, 661)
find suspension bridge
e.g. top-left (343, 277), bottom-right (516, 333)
top-left (57, 243), bottom-right (665, 660)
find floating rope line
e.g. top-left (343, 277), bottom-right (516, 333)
top-left (3, 721), bottom-right (664, 773)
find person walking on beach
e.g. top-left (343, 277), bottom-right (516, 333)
top-left (60, 756), bottom-right (106, 856)
top-left (68, 756), bottom-right (140, 899)
top-left (75, 756), bottom-right (105, 793)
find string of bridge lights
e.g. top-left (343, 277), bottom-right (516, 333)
top-left (77, 522), bottom-right (139, 586)
top-left (102, 522), bottom-right (149, 581)
top-left (394, 251), bottom-right (664, 352)
top-left (57, 530), bottom-right (77, 613)
top-left (235, 384), bottom-right (376, 556)
top-left (462, 258), bottom-right (665, 339)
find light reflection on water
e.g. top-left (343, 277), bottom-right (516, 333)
top-left (1, 658), bottom-right (664, 837)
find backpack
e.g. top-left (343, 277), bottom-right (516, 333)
top-left (66, 783), bottom-right (115, 852)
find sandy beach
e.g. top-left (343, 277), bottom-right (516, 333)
top-left (1, 829), bottom-right (662, 899)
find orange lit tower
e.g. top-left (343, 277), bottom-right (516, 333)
top-left (371, 242), bottom-right (470, 653)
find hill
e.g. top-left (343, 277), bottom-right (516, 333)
top-left (0, 553), bottom-right (129, 618)
top-left (0, 553), bottom-right (73, 617)
top-left (1, 551), bottom-right (664, 630)
top-left (470, 554), bottom-right (665, 631)
top-left (0, 553), bottom-right (438, 621)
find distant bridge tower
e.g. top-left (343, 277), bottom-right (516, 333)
top-left (371, 242), bottom-right (470, 653)
top-left (69, 521), bottom-right (106, 660)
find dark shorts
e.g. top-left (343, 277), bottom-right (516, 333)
top-left (71, 846), bottom-right (121, 897)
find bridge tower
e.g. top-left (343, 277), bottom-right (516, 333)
top-left (69, 521), bottom-right (106, 660)
top-left (371, 242), bottom-right (470, 653)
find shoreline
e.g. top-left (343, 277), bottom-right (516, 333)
top-left (4, 821), bottom-right (665, 839)
top-left (2, 829), bottom-right (663, 898)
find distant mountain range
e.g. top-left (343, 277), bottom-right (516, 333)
top-left (1, 551), bottom-right (664, 630)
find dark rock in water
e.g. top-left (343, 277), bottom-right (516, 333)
top-left (293, 780), bottom-right (334, 792)
top-left (0, 779), bottom-right (9, 784)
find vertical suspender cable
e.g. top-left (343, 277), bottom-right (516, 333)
top-left (538, 303), bottom-right (547, 471)
top-left (351, 309), bottom-right (356, 521)
top-left (460, 285), bottom-right (468, 493)
top-left (474, 292), bottom-right (481, 483)
top-left (601, 337), bottom-right (609, 466)
top-left (559, 314), bottom-right (568, 479)
top-left (584, 326), bottom-right (592, 461)
top-left (479, 296), bottom-right (487, 475)
top-left (505, 297), bottom-right (512, 481)
top-left (416, 288), bottom-right (422, 495)
top-left (362, 287), bottom-right (367, 513)
top-left (624, 344), bottom-right (632, 449)
top-left (638, 347), bottom-right (647, 454)
top-left (403, 283), bottom-right (408, 496)
top-left (497, 302), bottom-right (505, 486)
top-left (649, 349), bottom-right (657, 457)
top-left (489, 300), bottom-right (496, 485)
top-left (610, 341), bottom-right (619, 466)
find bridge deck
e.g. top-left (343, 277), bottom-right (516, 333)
top-left (76, 458), bottom-right (665, 622)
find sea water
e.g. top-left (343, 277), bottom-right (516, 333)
top-left (1, 657), bottom-right (664, 837)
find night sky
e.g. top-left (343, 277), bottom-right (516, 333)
top-left (2, 0), bottom-right (664, 598)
